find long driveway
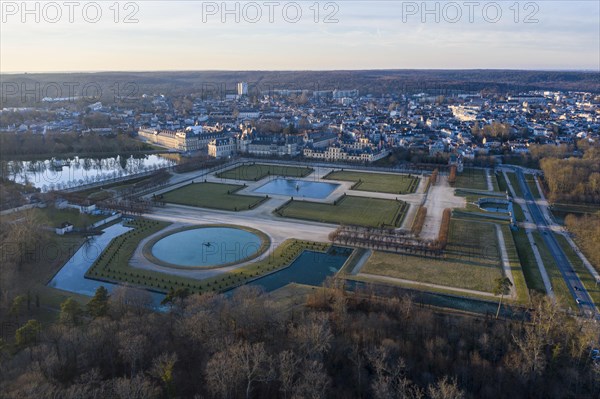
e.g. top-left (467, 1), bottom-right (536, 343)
top-left (507, 166), bottom-right (597, 316)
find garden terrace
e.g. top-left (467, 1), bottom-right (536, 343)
top-left (323, 170), bottom-right (419, 194)
top-left (216, 163), bottom-right (313, 181)
top-left (362, 219), bottom-right (505, 293)
top-left (276, 195), bottom-right (408, 228)
top-left (160, 182), bottom-right (267, 211)
top-left (87, 223), bottom-right (331, 294)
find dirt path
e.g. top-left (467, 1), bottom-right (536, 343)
top-left (358, 273), bottom-right (497, 298)
top-left (350, 250), bottom-right (372, 275)
top-left (486, 168), bottom-right (493, 191)
top-left (419, 176), bottom-right (466, 240)
top-left (495, 224), bottom-right (517, 299)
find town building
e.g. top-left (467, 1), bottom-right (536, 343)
top-left (303, 145), bottom-right (389, 163)
top-left (55, 222), bottom-right (74, 235)
top-left (208, 137), bottom-right (236, 158)
top-left (138, 128), bottom-right (201, 151)
top-left (237, 82), bottom-right (248, 96)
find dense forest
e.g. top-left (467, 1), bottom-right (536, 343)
top-left (0, 132), bottom-right (153, 158)
top-left (539, 140), bottom-right (600, 204)
top-left (0, 284), bottom-right (598, 399)
top-left (1, 70), bottom-right (598, 107)
top-left (1, 216), bottom-right (597, 398)
top-left (565, 214), bottom-right (600, 274)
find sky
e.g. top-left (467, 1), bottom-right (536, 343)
top-left (1, 1), bottom-right (599, 72)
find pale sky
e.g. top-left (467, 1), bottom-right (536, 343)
top-left (1, 1), bottom-right (599, 72)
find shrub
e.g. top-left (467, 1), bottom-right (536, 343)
top-left (437, 208), bottom-right (452, 249)
top-left (411, 206), bottom-right (427, 236)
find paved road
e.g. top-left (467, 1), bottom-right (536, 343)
top-left (511, 167), bottom-right (597, 317)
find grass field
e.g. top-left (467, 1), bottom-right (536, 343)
top-left (492, 173), bottom-right (501, 191)
top-left (525, 174), bottom-right (541, 199)
top-left (362, 219), bottom-right (504, 293)
top-left (550, 203), bottom-right (600, 215)
top-left (7, 207), bottom-right (106, 229)
top-left (161, 182), bottom-right (267, 211)
top-left (324, 170), bottom-right (419, 194)
top-left (506, 172), bottom-right (524, 198)
top-left (511, 228), bottom-right (546, 293)
top-left (452, 191), bottom-right (512, 222)
top-left (496, 171), bottom-right (509, 193)
top-left (501, 225), bottom-right (530, 303)
top-left (554, 234), bottom-right (600, 308)
top-left (9, 232), bottom-right (88, 326)
top-left (277, 195), bottom-right (408, 228)
top-left (532, 231), bottom-right (576, 308)
top-left (550, 202), bottom-right (600, 225)
top-left (513, 203), bottom-right (526, 223)
top-left (453, 168), bottom-right (488, 191)
top-left (87, 219), bottom-right (331, 294)
top-left (217, 164), bottom-right (313, 181)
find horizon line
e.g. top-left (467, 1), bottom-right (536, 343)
top-left (1, 67), bottom-right (599, 75)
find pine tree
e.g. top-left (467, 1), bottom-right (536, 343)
top-left (87, 286), bottom-right (110, 318)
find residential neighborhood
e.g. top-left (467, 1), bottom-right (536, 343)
top-left (3, 86), bottom-right (598, 164)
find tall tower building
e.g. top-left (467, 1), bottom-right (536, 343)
top-left (237, 82), bottom-right (248, 96)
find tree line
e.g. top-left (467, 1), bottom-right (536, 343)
top-left (539, 140), bottom-right (600, 204)
top-left (565, 214), bottom-right (600, 274)
top-left (0, 132), bottom-right (153, 158)
top-left (1, 283), bottom-right (598, 399)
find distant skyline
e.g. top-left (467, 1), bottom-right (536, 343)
top-left (2, 1), bottom-right (599, 73)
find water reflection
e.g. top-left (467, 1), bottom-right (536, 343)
top-left (2, 154), bottom-right (175, 191)
top-left (48, 223), bottom-right (166, 307)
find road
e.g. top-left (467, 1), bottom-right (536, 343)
top-left (510, 167), bottom-right (597, 317)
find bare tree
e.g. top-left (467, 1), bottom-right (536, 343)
top-left (112, 375), bottom-right (160, 399)
top-left (290, 313), bottom-right (333, 360)
top-left (206, 341), bottom-right (274, 399)
top-left (427, 376), bottom-right (464, 399)
top-left (118, 330), bottom-right (148, 378)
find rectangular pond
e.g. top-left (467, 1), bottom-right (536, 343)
top-left (246, 247), bottom-right (352, 292)
top-left (253, 178), bottom-right (339, 199)
top-left (48, 223), bottom-right (165, 307)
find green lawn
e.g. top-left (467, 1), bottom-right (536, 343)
top-left (8, 233), bottom-right (88, 326)
top-left (452, 191), bottom-right (512, 222)
top-left (550, 203), bottom-right (600, 216)
top-left (277, 195), bottom-right (408, 228)
top-left (496, 171), bottom-right (509, 194)
top-left (20, 207), bottom-right (105, 229)
top-left (362, 220), bottom-right (504, 293)
top-left (506, 172), bottom-right (524, 198)
top-left (525, 174), bottom-right (541, 199)
top-left (217, 163), bottom-right (313, 181)
top-left (513, 203), bottom-right (526, 223)
top-left (511, 228), bottom-right (546, 293)
top-left (323, 170), bottom-right (419, 194)
top-left (492, 172), bottom-right (501, 191)
top-left (501, 225), bottom-right (530, 303)
top-left (87, 219), bottom-right (331, 294)
top-left (453, 168), bottom-right (488, 191)
top-left (554, 234), bottom-right (600, 308)
top-left (161, 182), bottom-right (266, 211)
top-left (531, 232), bottom-right (576, 308)
top-left (550, 202), bottom-right (600, 225)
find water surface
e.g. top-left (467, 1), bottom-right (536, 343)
top-left (254, 178), bottom-right (339, 199)
top-left (151, 227), bottom-right (263, 268)
top-left (247, 247), bottom-right (351, 292)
